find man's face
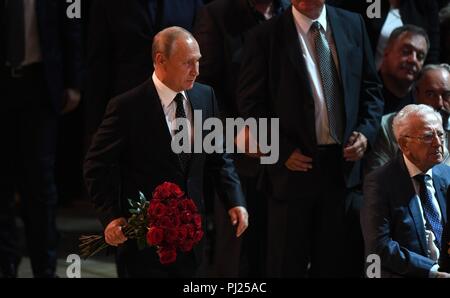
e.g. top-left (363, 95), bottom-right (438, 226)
top-left (291, 0), bottom-right (325, 12)
top-left (383, 32), bottom-right (428, 83)
top-left (400, 114), bottom-right (445, 171)
top-left (416, 69), bottom-right (450, 114)
top-left (160, 37), bottom-right (201, 92)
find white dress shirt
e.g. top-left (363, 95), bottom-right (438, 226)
top-left (152, 72), bottom-right (193, 144)
top-left (403, 155), bottom-right (442, 276)
top-left (291, 6), bottom-right (340, 145)
top-left (22, 0), bottom-right (42, 66)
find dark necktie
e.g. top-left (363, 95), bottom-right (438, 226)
top-left (415, 174), bottom-right (443, 249)
top-left (174, 93), bottom-right (191, 173)
top-left (310, 21), bottom-right (345, 144)
top-left (6, 0), bottom-right (25, 68)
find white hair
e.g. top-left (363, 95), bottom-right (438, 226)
top-left (392, 104), bottom-right (443, 142)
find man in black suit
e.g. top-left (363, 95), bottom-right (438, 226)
top-left (84, 26), bottom-right (248, 278)
top-left (85, 0), bottom-right (204, 135)
top-left (0, 0), bottom-right (82, 277)
top-left (238, 0), bottom-right (383, 277)
top-left (378, 25), bottom-right (429, 115)
top-left (362, 104), bottom-right (450, 278)
top-left (193, 0), bottom-right (290, 277)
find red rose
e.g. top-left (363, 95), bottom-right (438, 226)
top-left (168, 199), bottom-right (180, 210)
top-left (165, 228), bottom-right (178, 244)
top-left (179, 239), bottom-right (194, 252)
top-left (147, 227), bottom-right (164, 246)
top-left (148, 201), bottom-right (166, 218)
top-left (185, 224), bottom-right (195, 238)
top-left (153, 182), bottom-right (184, 201)
top-left (193, 214), bottom-right (202, 228)
top-left (193, 230), bottom-right (204, 243)
top-left (158, 247), bottom-right (177, 264)
top-left (159, 216), bottom-right (174, 228)
top-left (185, 199), bottom-right (198, 213)
top-left (180, 199), bottom-right (189, 210)
top-left (176, 226), bottom-right (188, 242)
top-left (180, 211), bottom-right (193, 224)
top-left (171, 215), bottom-right (181, 227)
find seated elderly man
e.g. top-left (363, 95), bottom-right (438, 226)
top-left (361, 104), bottom-right (450, 278)
top-left (365, 64), bottom-right (450, 174)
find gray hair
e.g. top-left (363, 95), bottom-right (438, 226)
top-left (392, 104), bottom-right (443, 142)
top-left (416, 63), bottom-right (450, 83)
top-left (152, 26), bottom-right (195, 62)
top-left (386, 24), bottom-right (430, 52)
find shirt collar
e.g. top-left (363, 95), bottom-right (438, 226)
top-left (152, 72), bottom-right (187, 108)
top-left (291, 4), bottom-right (327, 34)
top-left (403, 154), bottom-right (433, 179)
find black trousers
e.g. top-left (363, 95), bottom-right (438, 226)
top-left (117, 241), bottom-right (197, 278)
top-left (266, 145), bottom-right (364, 278)
top-left (0, 64), bottom-right (59, 277)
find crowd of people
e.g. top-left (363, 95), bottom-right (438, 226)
top-left (1, 0), bottom-right (450, 278)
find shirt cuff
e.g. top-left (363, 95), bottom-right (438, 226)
top-left (429, 264), bottom-right (440, 278)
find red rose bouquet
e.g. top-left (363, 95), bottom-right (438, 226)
top-left (79, 182), bottom-right (203, 265)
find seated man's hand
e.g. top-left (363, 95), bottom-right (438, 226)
top-left (285, 148), bottom-right (313, 172)
top-left (435, 271), bottom-right (450, 278)
top-left (228, 206), bottom-right (249, 237)
top-left (61, 88), bottom-right (81, 115)
top-left (104, 217), bottom-right (128, 246)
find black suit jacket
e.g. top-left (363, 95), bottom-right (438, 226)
top-left (85, 0), bottom-right (203, 133)
top-left (328, 0), bottom-right (440, 64)
top-left (362, 154), bottom-right (450, 277)
top-left (194, 0), bottom-right (289, 117)
top-left (84, 79), bottom-right (245, 265)
top-left (193, 0), bottom-right (289, 177)
top-left (0, 0), bottom-right (82, 113)
top-left (237, 5), bottom-right (383, 198)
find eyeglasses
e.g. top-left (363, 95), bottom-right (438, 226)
top-left (401, 130), bottom-right (446, 144)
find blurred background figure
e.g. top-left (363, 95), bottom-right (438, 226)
top-left (365, 63), bottom-right (450, 173)
top-left (194, 0), bottom-right (290, 277)
top-left (440, 4), bottom-right (450, 64)
top-left (378, 25), bottom-right (429, 114)
top-left (328, 0), bottom-right (440, 67)
top-left (0, 0), bottom-right (82, 277)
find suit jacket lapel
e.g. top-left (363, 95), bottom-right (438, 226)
top-left (432, 169), bottom-right (448, 223)
top-left (282, 8), bottom-right (314, 101)
top-left (395, 155), bottom-right (428, 252)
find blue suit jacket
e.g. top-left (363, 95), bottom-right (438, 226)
top-left (362, 154), bottom-right (450, 277)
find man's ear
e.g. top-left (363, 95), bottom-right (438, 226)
top-left (398, 137), bottom-right (408, 154)
top-left (155, 52), bottom-right (166, 66)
